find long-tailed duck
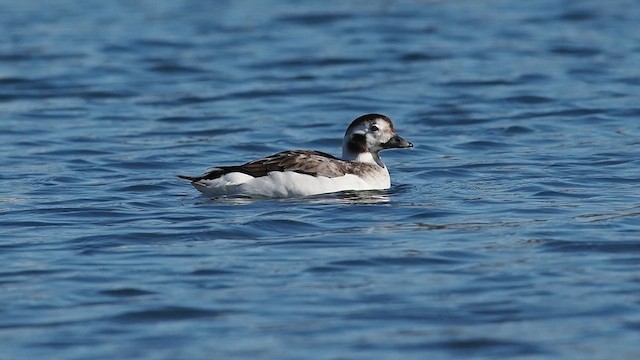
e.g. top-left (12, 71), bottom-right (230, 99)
top-left (178, 113), bottom-right (412, 198)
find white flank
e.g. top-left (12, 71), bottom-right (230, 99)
top-left (193, 168), bottom-right (390, 198)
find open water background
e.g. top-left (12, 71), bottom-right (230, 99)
top-left (1, 1), bottom-right (639, 359)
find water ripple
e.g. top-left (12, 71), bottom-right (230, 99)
top-left (2, 1), bottom-right (639, 359)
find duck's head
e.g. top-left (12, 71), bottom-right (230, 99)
top-left (342, 114), bottom-right (412, 165)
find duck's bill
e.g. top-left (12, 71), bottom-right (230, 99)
top-left (382, 134), bottom-right (413, 149)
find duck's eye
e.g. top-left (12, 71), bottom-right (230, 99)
top-left (370, 125), bottom-right (379, 132)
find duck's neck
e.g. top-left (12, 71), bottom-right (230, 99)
top-left (342, 148), bottom-right (385, 167)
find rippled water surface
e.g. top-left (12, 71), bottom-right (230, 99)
top-left (2, 1), bottom-right (640, 359)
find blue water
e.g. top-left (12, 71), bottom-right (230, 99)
top-left (1, 1), bottom-right (640, 359)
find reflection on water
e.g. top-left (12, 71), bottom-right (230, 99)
top-left (329, 190), bottom-right (392, 204)
top-left (191, 189), bottom-right (391, 205)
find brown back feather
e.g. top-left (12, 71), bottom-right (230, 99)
top-left (196, 150), bottom-right (352, 180)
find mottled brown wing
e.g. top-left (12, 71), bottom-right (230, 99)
top-left (196, 150), bottom-right (349, 180)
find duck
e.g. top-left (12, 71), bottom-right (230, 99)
top-left (178, 113), bottom-right (412, 198)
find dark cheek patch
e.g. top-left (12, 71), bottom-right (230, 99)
top-left (346, 133), bottom-right (367, 153)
